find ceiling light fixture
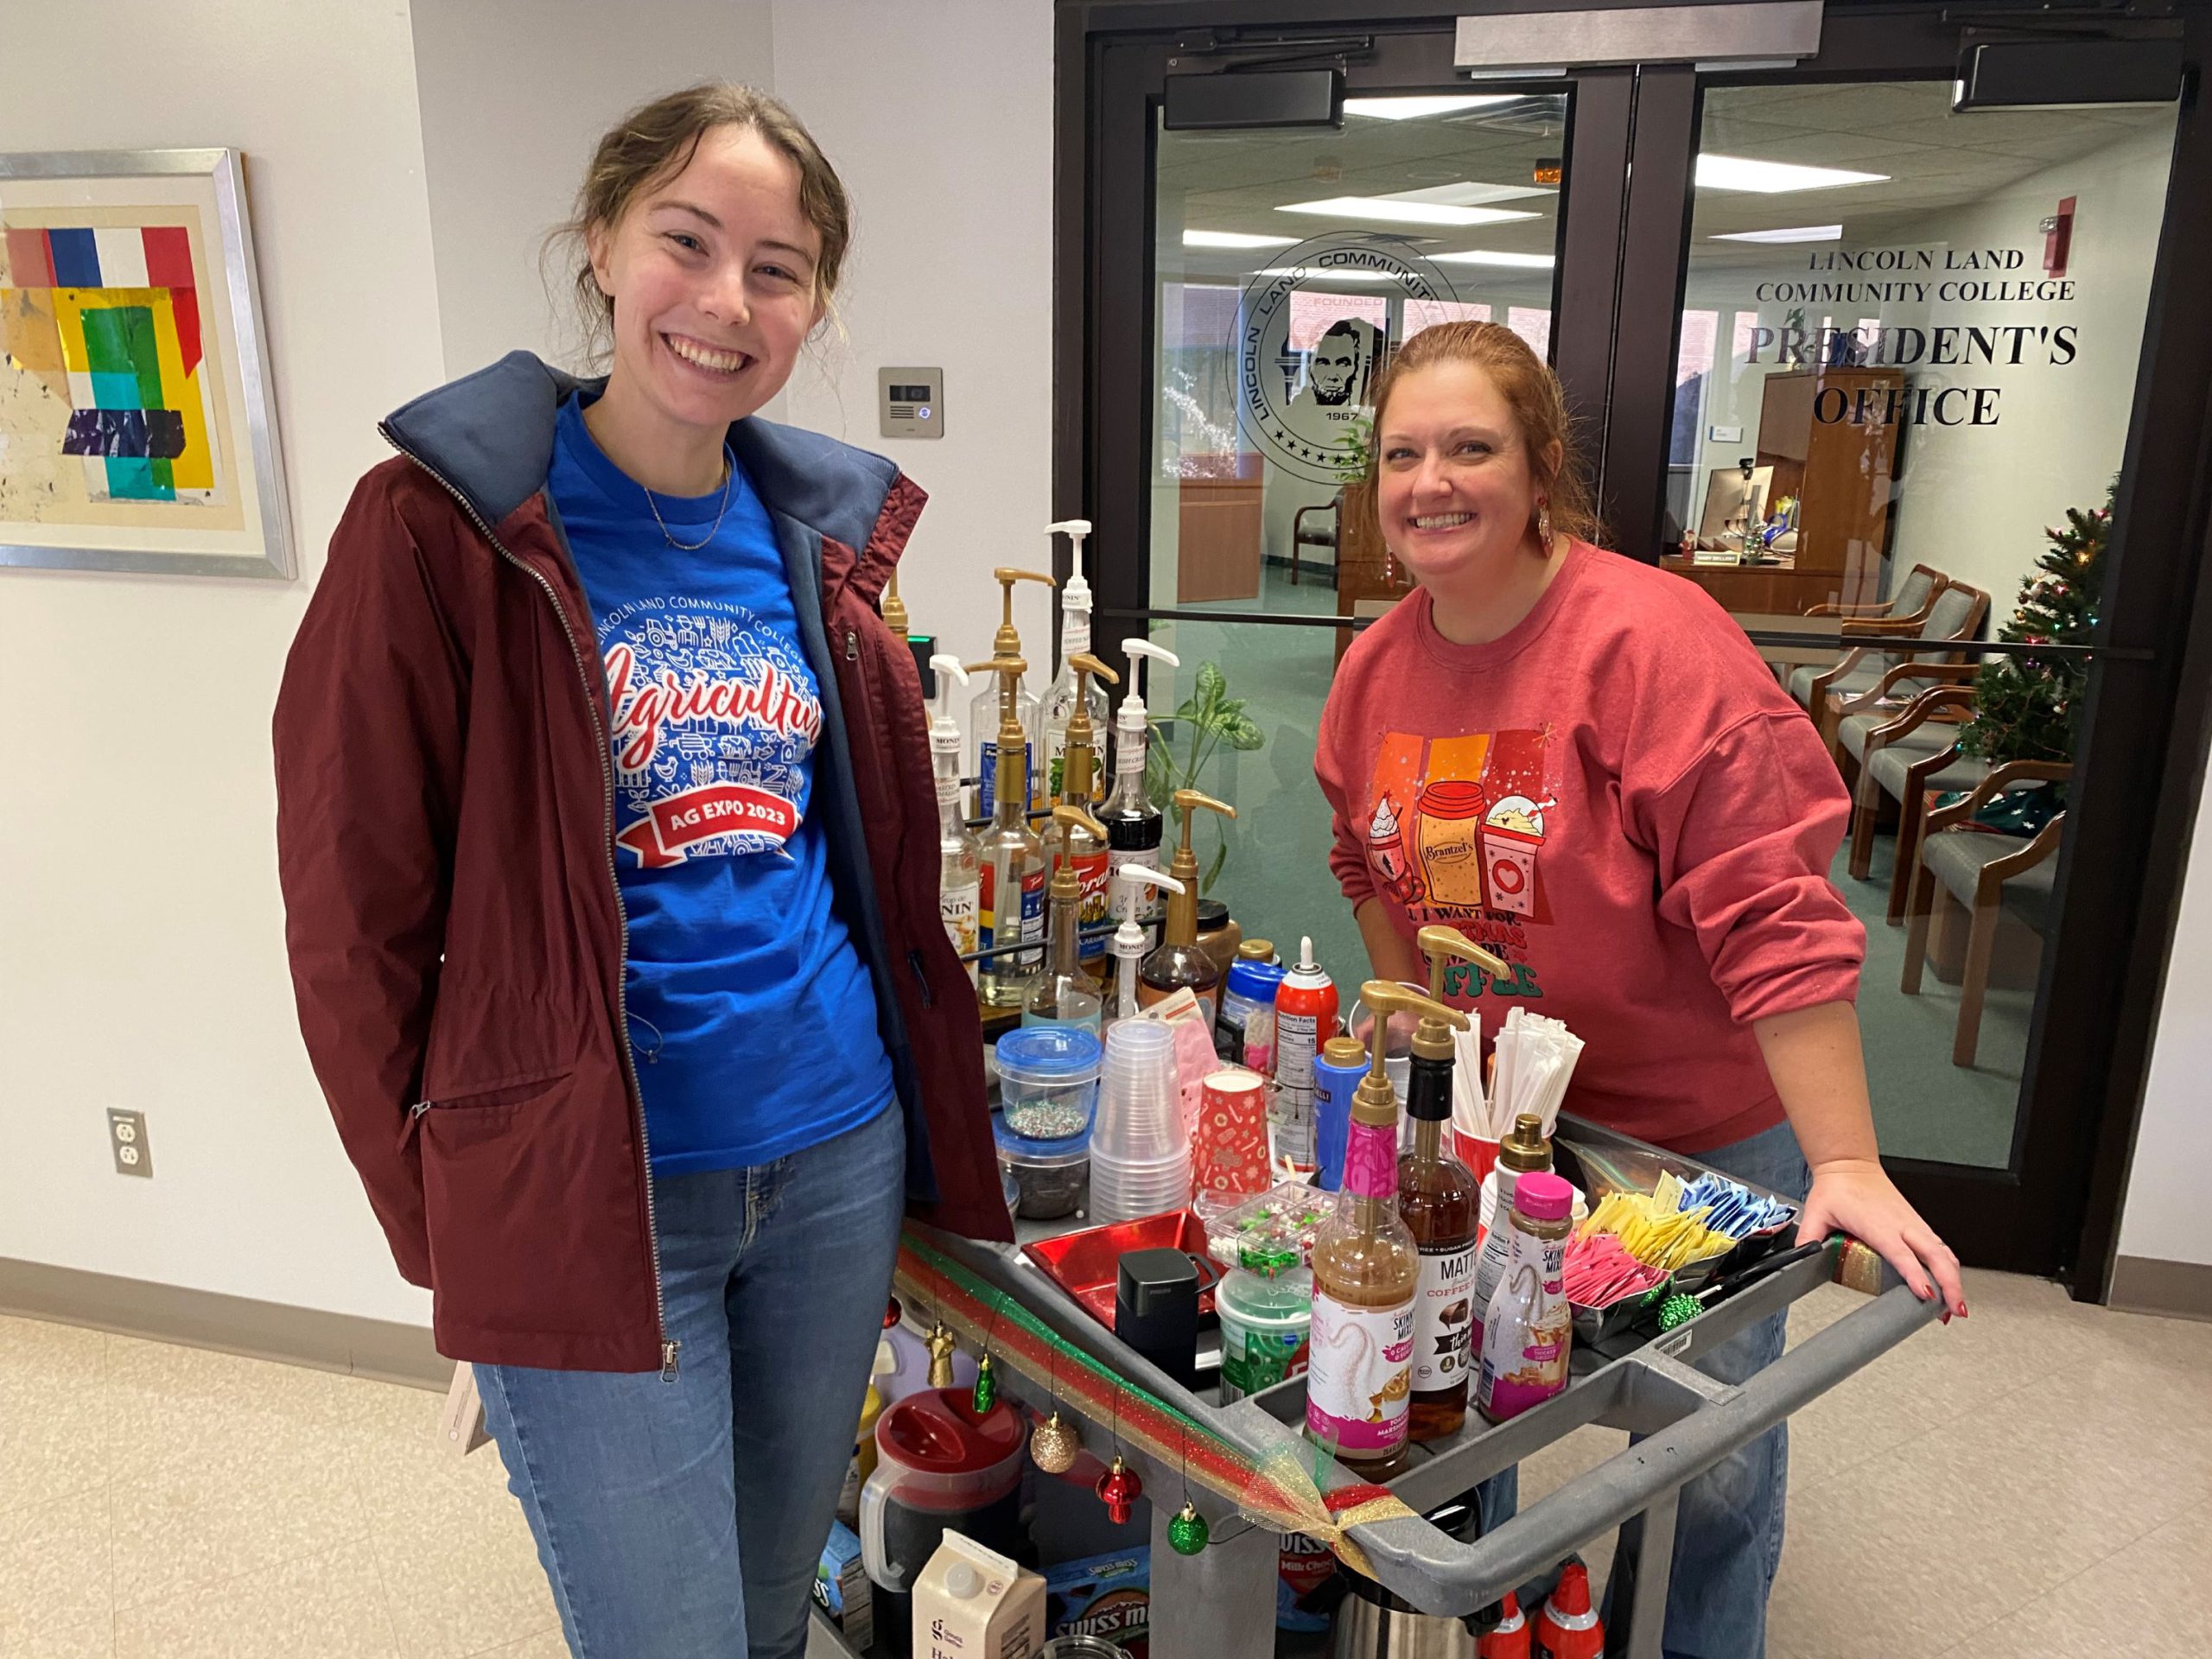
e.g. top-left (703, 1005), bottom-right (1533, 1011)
top-left (1384, 181), bottom-right (1554, 208)
top-left (1182, 230), bottom-right (1300, 250)
top-left (1711, 224), bottom-right (1845, 244)
top-left (1343, 94), bottom-right (1521, 120)
top-left (1694, 155), bottom-right (1886, 194)
top-left (1255, 268), bottom-right (1397, 283)
top-left (1430, 249), bottom-right (1557, 268)
top-left (1277, 196), bottom-right (1540, 227)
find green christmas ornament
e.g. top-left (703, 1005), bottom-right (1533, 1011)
top-left (971, 1352), bottom-right (997, 1413)
top-left (1657, 1292), bottom-right (1702, 1332)
top-left (1167, 1500), bottom-right (1210, 1555)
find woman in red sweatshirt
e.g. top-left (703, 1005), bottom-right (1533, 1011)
top-left (1315, 321), bottom-right (1963, 1658)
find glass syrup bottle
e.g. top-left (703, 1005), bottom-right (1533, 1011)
top-left (975, 652), bottom-right (1046, 1009)
top-left (1099, 639), bottom-right (1179, 970)
top-left (927, 655), bottom-right (982, 985)
top-left (1304, 982), bottom-right (1452, 1478)
top-left (1401, 927), bottom-right (1503, 1440)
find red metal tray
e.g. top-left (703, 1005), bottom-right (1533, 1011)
top-left (1021, 1210), bottom-right (1224, 1328)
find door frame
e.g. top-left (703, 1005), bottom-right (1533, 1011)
top-left (1053, 0), bottom-right (2212, 1291)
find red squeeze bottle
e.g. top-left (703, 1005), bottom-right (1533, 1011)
top-left (1271, 937), bottom-right (1338, 1171)
top-left (1533, 1561), bottom-right (1604, 1659)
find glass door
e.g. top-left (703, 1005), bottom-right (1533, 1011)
top-left (1605, 16), bottom-right (2205, 1276)
top-left (1078, 25), bottom-right (1631, 978)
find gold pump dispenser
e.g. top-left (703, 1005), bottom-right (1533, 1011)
top-left (968, 568), bottom-right (1056, 816)
top-left (1058, 653), bottom-right (1118, 805)
top-left (1136, 790), bottom-right (1236, 1018)
top-left (1413, 926), bottom-right (1509, 1059)
top-left (1056, 654), bottom-right (1118, 973)
top-left (970, 649), bottom-right (1046, 1008)
top-left (880, 567), bottom-right (909, 642)
top-left (1026, 804), bottom-right (1109, 1031)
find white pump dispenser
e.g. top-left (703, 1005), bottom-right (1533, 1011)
top-left (929, 656), bottom-right (982, 982)
top-left (1044, 519), bottom-right (1106, 803)
top-left (928, 655), bottom-right (969, 766)
top-left (1109, 865), bottom-right (1184, 1022)
top-left (1115, 638), bottom-right (1181, 751)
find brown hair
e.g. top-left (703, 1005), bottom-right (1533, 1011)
top-left (554, 83), bottom-right (852, 361)
top-left (1364, 321), bottom-right (1602, 547)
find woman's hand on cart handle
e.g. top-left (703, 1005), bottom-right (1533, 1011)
top-left (1797, 1158), bottom-right (1967, 1321)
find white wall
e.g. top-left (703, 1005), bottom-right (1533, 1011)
top-left (771, 0), bottom-right (1058, 727)
top-left (409, 0), bottom-right (779, 378)
top-left (0, 1), bottom-right (448, 1324)
top-left (2120, 756), bottom-right (2212, 1270)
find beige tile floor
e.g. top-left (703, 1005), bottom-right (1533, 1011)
top-left (2, 1268), bottom-right (2206, 1657)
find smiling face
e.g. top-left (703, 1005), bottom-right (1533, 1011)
top-left (1376, 359), bottom-right (1560, 586)
top-left (586, 124), bottom-right (824, 439)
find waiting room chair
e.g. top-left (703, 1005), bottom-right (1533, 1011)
top-left (1802, 579), bottom-right (1990, 751)
top-left (1803, 562), bottom-right (1947, 627)
top-left (1833, 669), bottom-right (1981, 881)
top-left (1901, 760), bottom-right (2070, 1067)
top-left (1291, 494), bottom-right (1341, 588)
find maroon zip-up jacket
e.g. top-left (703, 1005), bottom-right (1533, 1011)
top-left (274, 353), bottom-right (1007, 1373)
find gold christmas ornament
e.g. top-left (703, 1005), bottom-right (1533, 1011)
top-left (925, 1321), bottom-right (957, 1389)
top-left (1030, 1408), bottom-right (1082, 1474)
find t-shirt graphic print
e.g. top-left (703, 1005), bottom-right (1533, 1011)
top-left (599, 596), bottom-right (825, 869)
top-left (1361, 725), bottom-right (1558, 999)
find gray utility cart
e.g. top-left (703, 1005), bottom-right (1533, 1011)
top-left (812, 1115), bottom-right (1943, 1659)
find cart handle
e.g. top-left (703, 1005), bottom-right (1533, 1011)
top-left (1350, 1280), bottom-right (1943, 1615)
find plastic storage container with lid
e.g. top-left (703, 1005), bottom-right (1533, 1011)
top-left (858, 1389), bottom-right (1027, 1602)
top-left (1216, 1251), bottom-right (1315, 1403)
top-left (994, 1025), bottom-right (1104, 1141)
top-left (995, 1113), bottom-right (1091, 1221)
top-left (1216, 957), bottom-right (1287, 1071)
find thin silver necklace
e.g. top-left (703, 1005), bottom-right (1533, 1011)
top-left (642, 446), bottom-right (737, 551)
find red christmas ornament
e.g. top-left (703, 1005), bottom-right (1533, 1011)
top-left (1096, 1454), bottom-right (1143, 1524)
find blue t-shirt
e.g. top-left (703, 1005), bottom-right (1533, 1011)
top-left (549, 394), bottom-right (894, 1173)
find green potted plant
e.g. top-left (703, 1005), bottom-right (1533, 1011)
top-left (1144, 659), bottom-right (1266, 893)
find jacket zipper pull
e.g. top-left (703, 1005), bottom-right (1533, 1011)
top-left (661, 1339), bottom-right (682, 1381)
top-left (844, 628), bottom-right (859, 662)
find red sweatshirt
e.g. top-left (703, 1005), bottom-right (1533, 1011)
top-left (1314, 541), bottom-right (1864, 1153)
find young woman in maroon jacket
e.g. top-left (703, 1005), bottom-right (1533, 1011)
top-left (1315, 321), bottom-right (1963, 1659)
top-left (276, 86), bottom-right (997, 1659)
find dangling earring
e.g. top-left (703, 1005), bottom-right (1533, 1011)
top-left (1536, 499), bottom-right (1554, 554)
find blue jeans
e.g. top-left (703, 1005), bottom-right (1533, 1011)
top-left (476, 1102), bottom-right (906, 1659)
top-left (1478, 1118), bottom-right (1810, 1659)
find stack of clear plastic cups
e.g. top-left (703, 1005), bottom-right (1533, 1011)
top-left (1089, 1019), bottom-right (1190, 1222)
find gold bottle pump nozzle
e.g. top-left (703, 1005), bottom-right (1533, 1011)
top-left (1410, 925), bottom-right (1510, 1061)
top-left (1500, 1111), bottom-right (1551, 1173)
top-left (1164, 790), bottom-right (1236, 945)
top-left (1047, 805), bottom-right (1109, 903)
top-left (987, 567), bottom-right (1056, 661)
top-left (1352, 982), bottom-right (1469, 1127)
top-left (968, 652), bottom-right (1031, 814)
top-left (1059, 652), bottom-right (1119, 800)
top-left (880, 567), bottom-right (909, 642)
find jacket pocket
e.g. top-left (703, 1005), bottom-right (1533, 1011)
top-left (416, 1060), bottom-right (609, 1338)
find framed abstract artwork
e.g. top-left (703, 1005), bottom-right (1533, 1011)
top-left (1, 149), bottom-right (293, 579)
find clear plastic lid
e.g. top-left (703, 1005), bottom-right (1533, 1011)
top-left (995, 1024), bottom-right (1104, 1084)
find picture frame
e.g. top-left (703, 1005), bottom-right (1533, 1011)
top-left (1, 149), bottom-right (293, 580)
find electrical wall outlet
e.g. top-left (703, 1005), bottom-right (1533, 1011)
top-left (107, 1109), bottom-right (153, 1178)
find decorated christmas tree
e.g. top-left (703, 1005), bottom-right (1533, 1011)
top-left (1958, 489), bottom-right (2110, 768)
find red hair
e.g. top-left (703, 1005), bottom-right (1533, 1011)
top-left (1365, 321), bottom-right (1602, 546)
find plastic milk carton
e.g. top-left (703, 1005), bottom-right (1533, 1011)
top-left (912, 1530), bottom-right (1046, 1659)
